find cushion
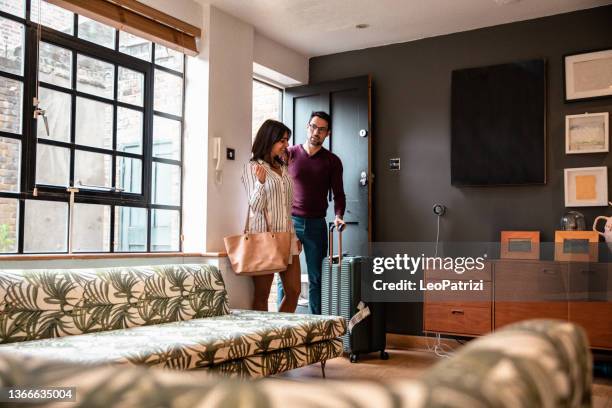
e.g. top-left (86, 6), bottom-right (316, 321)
top-left (0, 264), bottom-right (229, 343)
top-left (0, 310), bottom-right (347, 370)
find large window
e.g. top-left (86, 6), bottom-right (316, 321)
top-left (0, 0), bottom-right (184, 254)
top-left (252, 79), bottom-right (282, 140)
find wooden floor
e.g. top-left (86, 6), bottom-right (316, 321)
top-left (278, 346), bottom-right (612, 407)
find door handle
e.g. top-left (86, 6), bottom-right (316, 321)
top-left (360, 171), bottom-right (368, 186)
top-left (451, 309), bottom-right (464, 315)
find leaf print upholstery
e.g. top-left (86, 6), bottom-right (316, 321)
top-left (0, 264), bottom-right (230, 343)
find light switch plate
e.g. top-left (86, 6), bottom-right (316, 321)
top-left (389, 158), bottom-right (400, 171)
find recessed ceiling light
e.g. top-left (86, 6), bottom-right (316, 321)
top-left (355, 23), bottom-right (369, 29)
top-left (493, 0), bottom-right (521, 4)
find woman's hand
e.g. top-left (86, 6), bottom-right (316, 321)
top-left (254, 164), bottom-right (266, 184)
top-left (279, 148), bottom-right (289, 164)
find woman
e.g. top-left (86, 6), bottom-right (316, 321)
top-left (242, 119), bottom-right (301, 312)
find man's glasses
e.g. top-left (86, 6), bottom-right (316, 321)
top-left (308, 123), bottom-right (328, 133)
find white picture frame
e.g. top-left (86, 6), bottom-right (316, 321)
top-left (565, 112), bottom-right (609, 154)
top-left (565, 49), bottom-right (612, 101)
top-left (564, 166), bottom-right (608, 207)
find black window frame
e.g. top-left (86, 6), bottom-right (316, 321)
top-left (0, 1), bottom-right (184, 254)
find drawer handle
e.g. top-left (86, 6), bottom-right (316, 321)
top-left (542, 269), bottom-right (558, 275)
top-left (451, 309), bottom-right (464, 315)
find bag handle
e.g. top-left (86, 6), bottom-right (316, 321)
top-left (328, 224), bottom-right (344, 265)
top-left (243, 204), bottom-right (272, 234)
top-left (244, 161), bottom-right (273, 234)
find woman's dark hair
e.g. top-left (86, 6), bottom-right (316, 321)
top-left (251, 119), bottom-right (291, 163)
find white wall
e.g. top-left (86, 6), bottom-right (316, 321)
top-left (205, 6), bottom-right (254, 252)
top-left (139, 0), bottom-right (203, 29)
top-left (253, 33), bottom-right (308, 85)
top-left (182, 6), bottom-right (210, 253)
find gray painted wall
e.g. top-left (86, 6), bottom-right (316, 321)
top-left (309, 5), bottom-right (612, 334)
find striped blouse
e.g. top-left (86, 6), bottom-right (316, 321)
top-left (242, 160), bottom-right (294, 233)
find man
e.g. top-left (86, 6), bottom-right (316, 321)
top-left (278, 111), bottom-right (346, 315)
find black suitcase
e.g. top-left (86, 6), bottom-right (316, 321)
top-left (321, 225), bottom-right (388, 363)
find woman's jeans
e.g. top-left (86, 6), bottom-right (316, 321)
top-left (278, 216), bottom-right (328, 314)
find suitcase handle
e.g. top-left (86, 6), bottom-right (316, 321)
top-left (329, 224), bottom-right (343, 266)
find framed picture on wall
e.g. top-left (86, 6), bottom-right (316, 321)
top-left (566, 112), bottom-right (609, 154)
top-left (565, 49), bottom-right (612, 101)
top-left (564, 166), bottom-right (608, 207)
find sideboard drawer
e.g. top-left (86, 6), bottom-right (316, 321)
top-left (495, 261), bottom-right (568, 301)
top-left (424, 302), bottom-right (492, 336)
top-left (424, 280), bottom-right (492, 304)
top-left (568, 262), bottom-right (612, 301)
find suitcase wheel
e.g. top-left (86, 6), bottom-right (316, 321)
top-left (380, 351), bottom-right (389, 360)
top-left (349, 353), bottom-right (359, 363)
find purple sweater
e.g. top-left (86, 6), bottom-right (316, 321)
top-left (288, 144), bottom-right (346, 218)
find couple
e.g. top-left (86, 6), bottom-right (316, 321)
top-left (241, 111), bottom-right (346, 314)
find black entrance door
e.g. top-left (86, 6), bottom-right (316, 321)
top-left (283, 75), bottom-right (372, 256)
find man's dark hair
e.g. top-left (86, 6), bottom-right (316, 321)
top-left (309, 111), bottom-right (332, 131)
top-left (251, 119), bottom-right (291, 163)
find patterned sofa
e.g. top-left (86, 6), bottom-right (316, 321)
top-left (0, 319), bottom-right (592, 407)
top-left (0, 264), bottom-right (346, 377)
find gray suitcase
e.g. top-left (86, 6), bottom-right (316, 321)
top-left (321, 225), bottom-right (388, 363)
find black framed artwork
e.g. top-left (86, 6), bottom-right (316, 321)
top-left (451, 59), bottom-right (546, 186)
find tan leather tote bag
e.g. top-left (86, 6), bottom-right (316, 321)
top-left (224, 205), bottom-right (291, 275)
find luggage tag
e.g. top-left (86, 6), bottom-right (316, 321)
top-left (348, 301), bottom-right (371, 333)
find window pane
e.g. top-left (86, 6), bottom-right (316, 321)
top-left (36, 144), bottom-right (69, 186)
top-left (153, 115), bottom-right (181, 160)
top-left (116, 156), bottom-right (141, 194)
top-left (154, 44), bottom-right (183, 72)
top-left (1, 0), bottom-right (25, 18)
top-left (114, 206), bottom-right (146, 252)
top-left (118, 67), bottom-right (143, 106)
top-left (252, 80), bottom-right (281, 140)
top-left (0, 197), bottom-right (18, 253)
top-left (77, 54), bottom-right (114, 99)
top-left (38, 42), bottom-right (72, 88)
top-left (75, 150), bottom-right (111, 189)
top-left (0, 16), bottom-right (24, 76)
top-left (151, 209), bottom-right (179, 251)
top-left (119, 31), bottom-right (151, 62)
top-left (31, 0), bottom-right (74, 35)
top-left (24, 200), bottom-right (68, 253)
top-left (77, 16), bottom-right (115, 49)
top-left (117, 107), bottom-right (142, 153)
top-left (75, 97), bottom-right (112, 149)
top-left (152, 162), bottom-right (180, 206)
top-left (0, 77), bottom-right (22, 134)
top-left (38, 87), bottom-right (70, 142)
top-left (73, 203), bottom-right (110, 252)
top-left (0, 137), bottom-right (20, 193)
top-left (154, 69), bottom-right (182, 116)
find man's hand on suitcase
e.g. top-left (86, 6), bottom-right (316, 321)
top-left (334, 215), bottom-right (346, 231)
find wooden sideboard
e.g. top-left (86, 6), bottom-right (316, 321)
top-left (423, 259), bottom-right (612, 349)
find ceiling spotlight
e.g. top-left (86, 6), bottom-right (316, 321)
top-left (355, 23), bottom-right (369, 29)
